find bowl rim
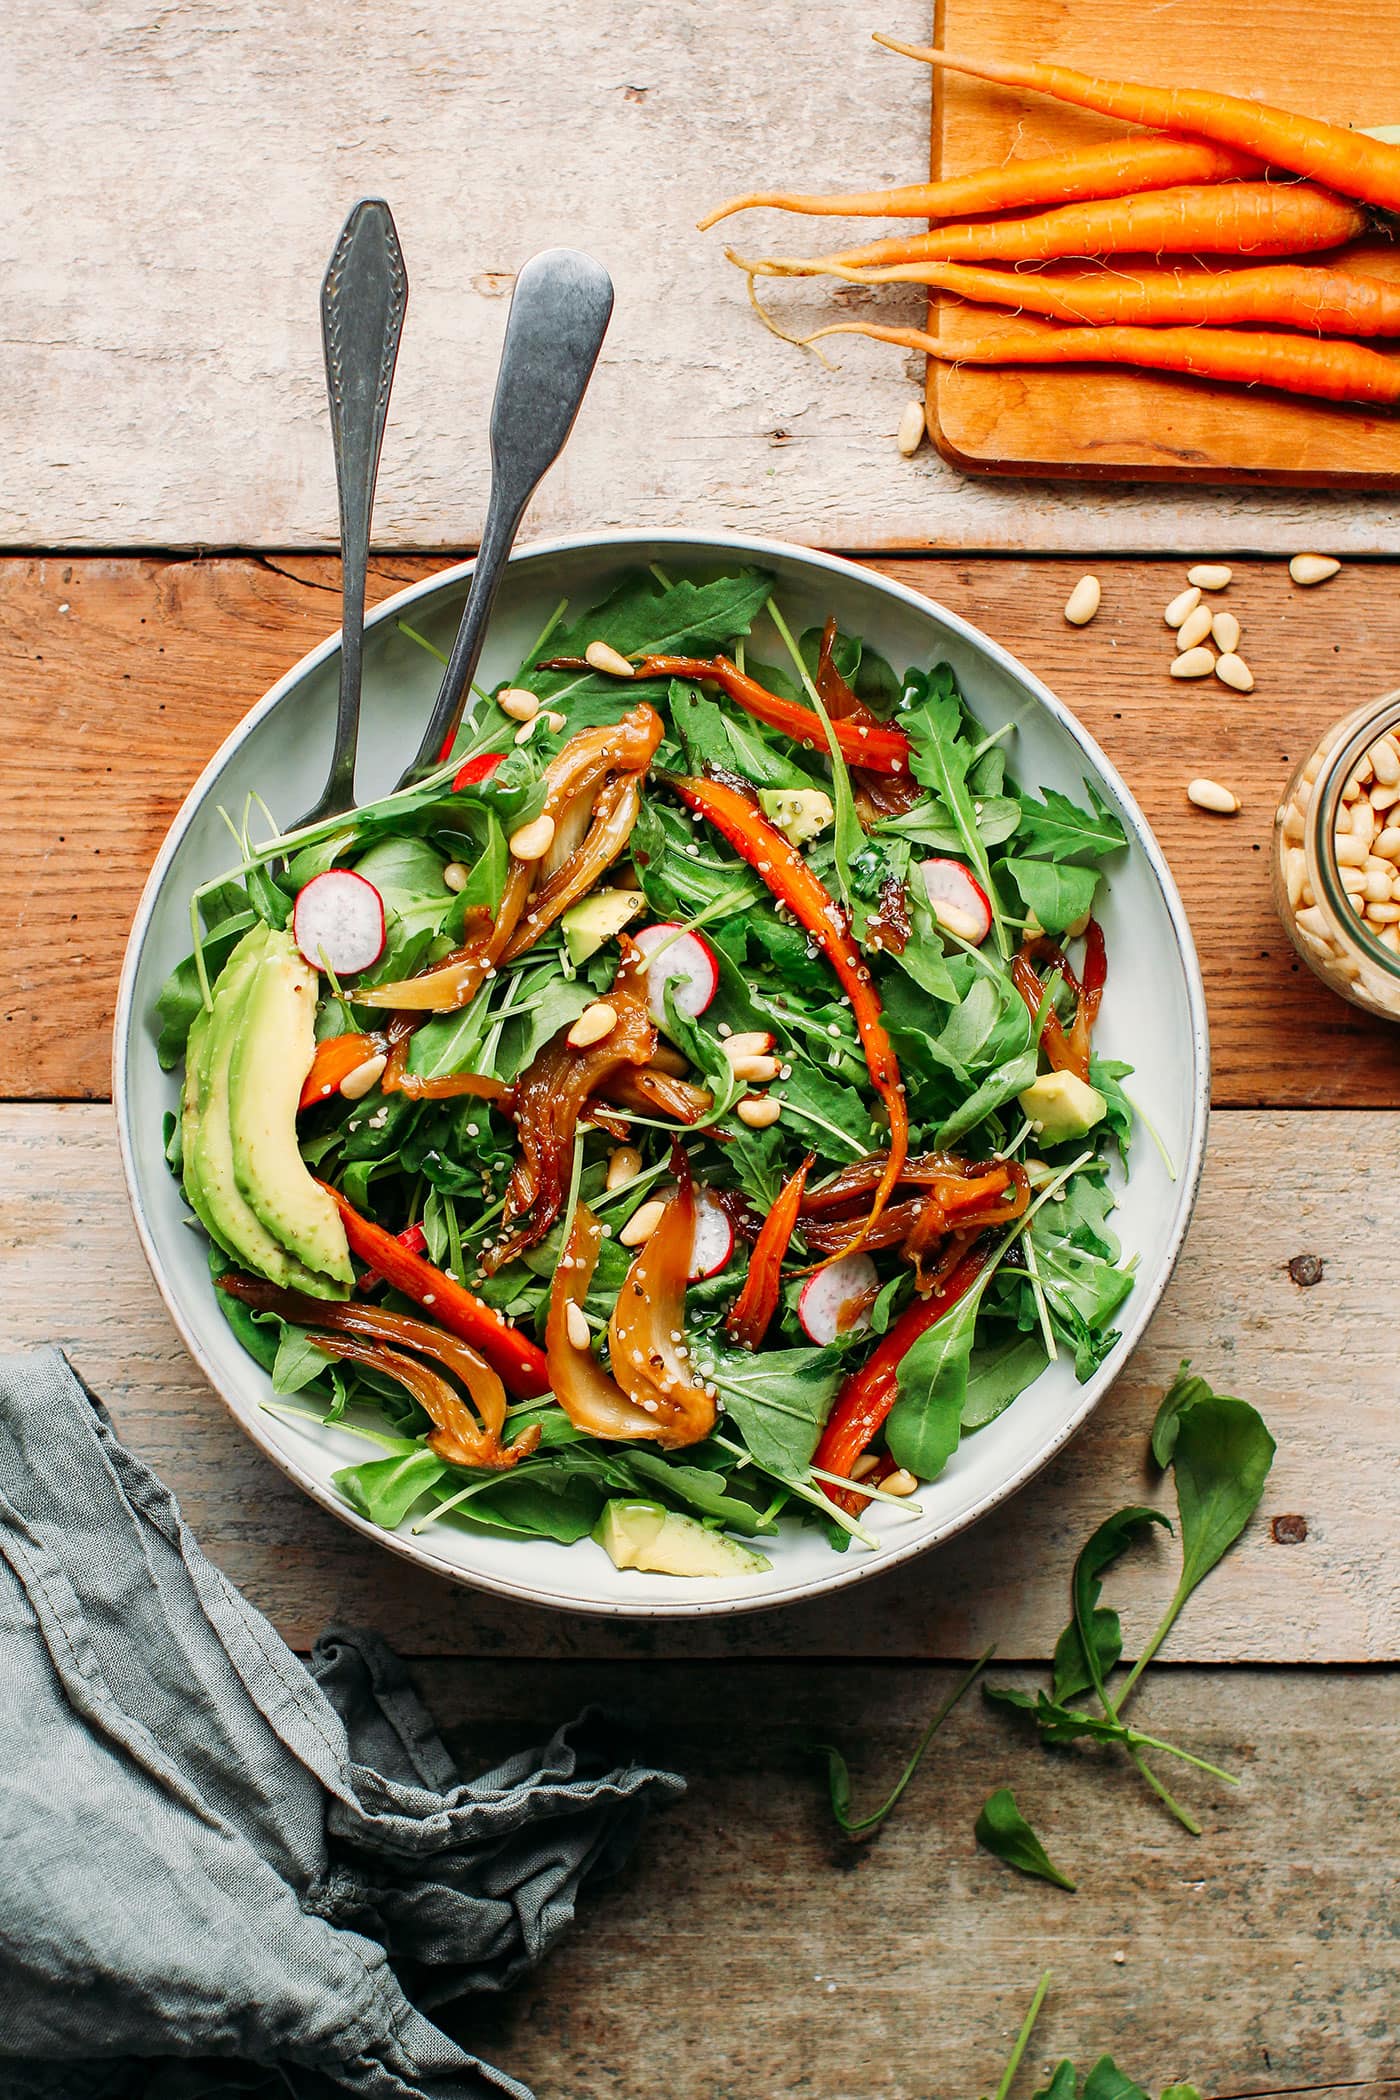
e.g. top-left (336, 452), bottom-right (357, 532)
top-left (113, 526), bottom-right (1211, 1620)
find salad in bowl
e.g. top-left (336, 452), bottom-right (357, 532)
top-left (147, 550), bottom-right (1180, 1586)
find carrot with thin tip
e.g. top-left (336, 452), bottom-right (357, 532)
top-left (802, 258), bottom-right (1400, 336)
top-left (874, 36), bottom-right (1400, 215)
top-left (732, 183), bottom-right (1369, 279)
top-left (804, 316), bottom-right (1400, 406)
top-left (696, 136), bottom-right (1261, 229)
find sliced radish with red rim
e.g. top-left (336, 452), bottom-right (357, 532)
top-left (633, 922), bottom-right (719, 1027)
top-left (919, 858), bottom-right (992, 946)
top-left (689, 1188), bottom-right (735, 1279)
top-left (293, 870), bottom-right (386, 975)
top-left (798, 1252), bottom-right (880, 1346)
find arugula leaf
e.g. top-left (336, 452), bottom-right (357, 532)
top-left (1078, 2063), bottom-right (1152, 2100)
top-left (1004, 858), bottom-right (1101, 937)
top-left (1066, 1508), bottom-right (1171, 1710)
top-left (816, 1648), bottom-right (991, 1838)
top-left (975, 1787), bottom-right (1076, 1891)
top-left (935, 1048), bottom-right (1039, 1148)
top-left (271, 1325), bottom-right (337, 1398)
top-left (1014, 783), bottom-right (1126, 864)
top-left (962, 1333), bottom-right (1051, 1432)
top-left (155, 899), bottom-right (257, 1067)
top-left (521, 568), bottom-right (774, 713)
top-left (626, 1451), bottom-right (773, 1537)
top-left (885, 1275), bottom-right (992, 1478)
top-left (335, 1448), bottom-right (450, 1528)
top-left (900, 667), bottom-right (1006, 953)
top-left (878, 795), bottom-right (1023, 854)
top-left (699, 1341), bottom-right (843, 1474)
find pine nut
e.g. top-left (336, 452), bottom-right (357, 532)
top-left (1296, 905), bottom-right (1333, 942)
top-left (1170, 647), bottom-right (1215, 680)
top-left (1214, 652), bottom-right (1254, 693)
top-left (722, 1030), bottom-right (775, 1062)
top-left (1282, 800), bottom-right (1306, 842)
top-left (498, 686), bottom-right (539, 722)
top-left (1343, 770), bottom-right (1368, 803)
top-left (619, 1198), bottom-right (667, 1247)
top-left (565, 1301), bottom-right (592, 1350)
top-left (1334, 833), bottom-right (1367, 867)
top-left (1381, 925), bottom-right (1400, 955)
top-left (736, 1095), bottom-right (783, 1129)
top-left (585, 639), bottom-right (635, 678)
top-left (606, 1143), bottom-right (643, 1190)
top-left (443, 860), bottom-right (469, 893)
top-left (1284, 846), bottom-right (1307, 911)
top-left (1175, 603), bottom-right (1213, 650)
top-left (567, 1001), bottom-right (617, 1049)
top-left (729, 1053), bottom-right (781, 1083)
top-left (339, 1052), bottom-right (387, 1101)
top-left (1365, 853), bottom-right (1394, 877)
top-left (897, 398), bottom-right (926, 457)
top-left (1211, 610), bottom-right (1241, 654)
top-left (1187, 778), bottom-right (1240, 813)
top-left (1187, 563), bottom-right (1232, 591)
top-left (1164, 586), bottom-right (1202, 629)
top-left (1289, 554), bottom-right (1340, 587)
top-left (1350, 801), bottom-right (1377, 848)
top-left (883, 1468), bottom-right (920, 1497)
top-left (508, 813), bottom-right (556, 861)
top-left (514, 716), bottom-right (541, 745)
top-left (1363, 869), bottom-right (1393, 904)
top-left (1374, 826), bottom-right (1400, 860)
top-left (1303, 754), bottom-right (1323, 785)
top-left (1366, 900), bottom-right (1400, 923)
top-left (545, 711), bottom-right (567, 733)
top-left (1371, 736), bottom-right (1400, 787)
top-left (1064, 574), bottom-right (1101, 626)
top-left (849, 1454), bottom-right (881, 1483)
top-left (1370, 783), bottom-right (1400, 813)
top-left (1340, 866), bottom-right (1367, 896)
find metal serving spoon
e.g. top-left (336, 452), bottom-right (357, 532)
top-left (398, 247), bottom-right (614, 787)
top-left (300, 197), bottom-right (408, 826)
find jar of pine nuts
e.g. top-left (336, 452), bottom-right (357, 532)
top-left (1273, 689), bottom-right (1400, 1021)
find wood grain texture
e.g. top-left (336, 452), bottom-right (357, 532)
top-left (4, 551), bottom-right (1398, 1104)
top-left (4, 1103), bottom-right (1393, 1661)
top-left (927, 0), bottom-right (1400, 483)
top-left (5, 0), bottom-right (1400, 552)
top-left (405, 1662), bottom-right (1400, 2099)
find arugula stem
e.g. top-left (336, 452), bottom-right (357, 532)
top-left (825, 1646), bottom-right (994, 1837)
top-left (515, 595), bottom-right (569, 684)
top-left (1123, 1748), bottom-right (1202, 1837)
top-left (710, 1433), bottom-right (878, 1548)
top-left (991, 1969), bottom-right (1052, 2100)
top-left (396, 617), bottom-right (449, 665)
top-left (1116, 1579), bottom-right (1192, 1709)
top-left (1125, 1728), bottom-right (1238, 1786)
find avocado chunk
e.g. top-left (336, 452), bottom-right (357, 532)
top-left (1018, 1070), bottom-right (1107, 1144)
top-left (561, 888), bottom-right (645, 965)
top-left (183, 927), bottom-right (342, 1294)
top-left (593, 1498), bottom-right (771, 1578)
top-left (227, 928), bottom-right (354, 1289)
top-left (758, 787), bottom-right (834, 849)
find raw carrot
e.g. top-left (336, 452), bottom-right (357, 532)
top-left (696, 136), bottom-right (1260, 229)
top-left (805, 258), bottom-right (1400, 336)
top-left (875, 36), bottom-right (1400, 216)
top-left (733, 183), bottom-right (1369, 277)
top-left (805, 317), bottom-right (1400, 405)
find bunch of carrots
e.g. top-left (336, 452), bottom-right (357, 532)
top-left (700, 38), bottom-right (1400, 407)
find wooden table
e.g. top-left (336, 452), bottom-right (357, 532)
top-left (4, 8), bottom-right (1398, 2095)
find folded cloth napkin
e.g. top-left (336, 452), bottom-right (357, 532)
top-left (0, 1349), bottom-right (684, 2100)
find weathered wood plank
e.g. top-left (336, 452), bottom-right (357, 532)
top-left (410, 1661), bottom-right (1400, 2099)
top-left (3, 1104), bottom-right (1393, 1661)
top-left (4, 552), bottom-right (1399, 1105)
top-left (6, 0), bottom-right (1399, 552)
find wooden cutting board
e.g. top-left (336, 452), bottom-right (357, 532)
top-left (926, 0), bottom-right (1400, 482)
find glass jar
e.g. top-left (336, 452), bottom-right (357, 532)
top-left (1272, 688), bottom-right (1400, 1021)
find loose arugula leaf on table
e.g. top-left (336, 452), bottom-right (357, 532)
top-left (975, 1787), bottom-right (1076, 1891)
top-left (984, 1975), bottom-right (1204, 2100)
top-left (816, 1648), bottom-right (992, 1840)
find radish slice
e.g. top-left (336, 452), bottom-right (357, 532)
top-left (689, 1189), bottom-right (735, 1280)
top-left (633, 922), bottom-right (719, 1027)
top-left (293, 870), bottom-right (386, 975)
top-left (798, 1252), bottom-right (880, 1346)
top-left (920, 858), bottom-right (993, 945)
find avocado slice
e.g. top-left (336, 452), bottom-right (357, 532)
top-left (560, 887), bottom-right (645, 966)
top-left (184, 927), bottom-right (342, 1294)
top-left (758, 787), bottom-right (834, 848)
top-left (1018, 1070), bottom-right (1108, 1145)
top-left (227, 928), bottom-right (354, 1290)
top-left (593, 1498), bottom-right (771, 1578)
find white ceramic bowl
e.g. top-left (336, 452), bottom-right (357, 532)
top-left (115, 530), bottom-right (1209, 1619)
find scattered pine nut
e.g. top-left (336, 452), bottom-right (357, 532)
top-left (1289, 553), bottom-right (1340, 587)
top-left (442, 861), bottom-right (469, 893)
top-left (729, 1052), bottom-right (781, 1083)
top-left (1170, 646), bottom-right (1216, 680)
top-left (1187, 778), bottom-right (1240, 814)
top-left (585, 639), bottom-right (635, 678)
top-left (736, 1095), bottom-right (783, 1129)
top-left (1211, 610), bottom-right (1241, 655)
top-left (497, 686), bottom-right (538, 722)
top-left (1064, 574), bottom-right (1101, 626)
top-left (339, 1052), bottom-right (388, 1101)
top-left (896, 398), bottom-right (926, 457)
top-left (722, 1030), bottom-right (775, 1063)
top-left (619, 1198), bottom-right (667, 1247)
top-left (1175, 603), bottom-right (1213, 651)
top-left (1187, 563), bottom-right (1232, 590)
top-left (567, 1001), bottom-right (618, 1049)
top-left (849, 1454), bottom-right (881, 1483)
top-left (508, 812), bottom-right (556, 861)
top-left (545, 710), bottom-right (567, 733)
top-left (606, 1144), bottom-right (643, 1190)
top-left (513, 716), bottom-right (542, 745)
top-left (883, 1468), bottom-right (920, 1498)
top-left (1164, 585), bottom-right (1202, 629)
top-left (1214, 652), bottom-right (1255, 693)
top-left (565, 1301), bottom-right (592, 1350)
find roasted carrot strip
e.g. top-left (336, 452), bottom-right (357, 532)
top-left (727, 1153), bottom-right (815, 1349)
top-left (876, 37), bottom-right (1400, 215)
top-left (298, 1033), bottom-right (381, 1112)
top-left (697, 137), bottom-right (1260, 227)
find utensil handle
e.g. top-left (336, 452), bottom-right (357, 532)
top-left (319, 198), bottom-right (408, 815)
top-left (404, 248), bottom-right (614, 781)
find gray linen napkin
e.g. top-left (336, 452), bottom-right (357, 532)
top-left (0, 1349), bottom-right (683, 2099)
